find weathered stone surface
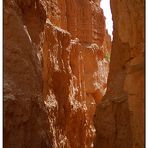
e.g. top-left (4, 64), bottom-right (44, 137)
top-left (4, 0), bottom-right (110, 148)
top-left (4, 0), bottom-right (144, 147)
top-left (4, 1), bottom-right (52, 148)
top-left (41, 19), bottom-right (110, 147)
top-left (94, 0), bottom-right (144, 148)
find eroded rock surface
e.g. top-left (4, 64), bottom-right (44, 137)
top-left (4, 0), bottom-right (111, 148)
top-left (94, 0), bottom-right (144, 148)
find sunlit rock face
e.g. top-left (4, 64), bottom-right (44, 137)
top-left (4, 0), bottom-right (111, 148)
top-left (94, 0), bottom-right (144, 148)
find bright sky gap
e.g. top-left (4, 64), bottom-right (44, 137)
top-left (100, 0), bottom-right (113, 39)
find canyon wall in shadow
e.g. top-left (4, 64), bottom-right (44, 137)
top-left (4, 0), bottom-right (144, 147)
top-left (94, 0), bottom-right (144, 148)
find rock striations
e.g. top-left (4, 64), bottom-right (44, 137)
top-left (94, 0), bottom-right (144, 148)
top-left (4, 0), bottom-right (111, 148)
top-left (4, 0), bottom-right (144, 147)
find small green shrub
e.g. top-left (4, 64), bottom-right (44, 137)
top-left (104, 52), bottom-right (110, 62)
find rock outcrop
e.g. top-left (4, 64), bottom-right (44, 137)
top-left (4, 0), bottom-right (144, 147)
top-left (4, 0), bottom-right (111, 148)
top-left (94, 0), bottom-right (144, 148)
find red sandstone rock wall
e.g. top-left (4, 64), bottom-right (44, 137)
top-left (4, 0), bottom-right (111, 148)
top-left (4, 0), bottom-right (52, 147)
top-left (94, 0), bottom-right (144, 148)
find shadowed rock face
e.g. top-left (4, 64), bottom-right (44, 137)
top-left (4, 0), bottom-right (111, 148)
top-left (4, 0), bottom-right (144, 147)
top-left (94, 0), bottom-right (144, 148)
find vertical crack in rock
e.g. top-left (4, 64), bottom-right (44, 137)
top-left (4, 0), bottom-right (144, 147)
top-left (8, 0), bottom-right (146, 148)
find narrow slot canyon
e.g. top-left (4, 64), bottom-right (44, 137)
top-left (4, 0), bottom-right (144, 148)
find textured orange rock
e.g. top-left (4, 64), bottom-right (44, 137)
top-left (4, 1), bottom-right (52, 148)
top-left (94, 0), bottom-right (144, 148)
top-left (4, 0), bottom-right (110, 148)
top-left (41, 0), bottom-right (105, 45)
top-left (42, 19), bottom-right (110, 147)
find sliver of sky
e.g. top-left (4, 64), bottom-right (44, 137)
top-left (100, 0), bottom-right (113, 39)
